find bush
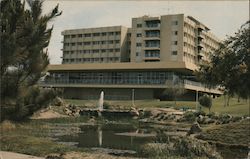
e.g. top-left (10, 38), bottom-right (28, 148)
top-left (1, 87), bottom-right (57, 121)
top-left (183, 111), bottom-right (197, 122)
top-left (194, 111), bottom-right (206, 116)
top-left (103, 102), bottom-right (111, 109)
top-left (199, 95), bottom-right (212, 112)
top-left (173, 137), bottom-right (222, 159)
top-left (139, 136), bottom-right (222, 159)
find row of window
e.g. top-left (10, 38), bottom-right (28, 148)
top-left (64, 31), bottom-right (121, 38)
top-left (63, 57), bottom-right (120, 63)
top-left (64, 40), bottom-right (120, 46)
top-left (136, 31), bottom-right (177, 38)
top-left (63, 48), bottom-right (121, 54)
top-left (184, 42), bottom-right (195, 50)
top-left (136, 20), bottom-right (178, 28)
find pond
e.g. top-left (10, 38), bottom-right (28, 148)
top-left (45, 118), bottom-right (249, 159)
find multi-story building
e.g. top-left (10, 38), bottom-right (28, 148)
top-left (41, 14), bottom-right (222, 100)
top-left (62, 26), bottom-right (129, 64)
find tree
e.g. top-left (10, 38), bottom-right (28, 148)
top-left (163, 79), bottom-right (186, 106)
top-left (199, 94), bottom-right (212, 113)
top-left (0, 0), bottom-right (62, 121)
top-left (196, 21), bottom-right (250, 105)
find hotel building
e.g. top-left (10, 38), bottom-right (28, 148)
top-left (41, 14), bottom-right (222, 100)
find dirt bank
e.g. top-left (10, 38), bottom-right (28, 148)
top-left (0, 151), bottom-right (44, 159)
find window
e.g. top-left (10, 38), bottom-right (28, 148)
top-left (64, 35), bottom-right (70, 38)
top-left (101, 41), bottom-right (106, 44)
top-left (77, 42), bottom-right (82, 46)
top-left (93, 41), bottom-right (100, 45)
top-left (78, 34), bottom-right (82, 38)
top-left (102, 32), bottom-right (107, 36)
top-left (71, 43), bottom-right (76, 46)
top-left (108, 32), bottom-right (114, 36)
top-left (84, 42), bottom-right (91, 45)
top-left (108, 49), bottom-right (113, 52)
top-left (172, 41), bottom-right (178, 45)
top-left (173, 31), bottom-right (178, 35)
top-left (136, 43), bottom-right (142, 47)
top-left (93, 33), bottom-right (100, 37)
top-left (136, 52), bottom-right (140, 56)
top-left (71, 35), bottom-right (76, 38)
top-left (172, 51), bottom-right (178, 55)
top-left (115, 40), bottom-right (120, 44)
top-left (172, 21), bottom-right (178, 25)
top-left (84, 50), bottom-right (91, 53)
top-left (115, 48), bottom-right (120, 52)
top-left (108, 40), bottom-right (113, 44)
top-left (137, 24), bottom-right (142, 28)
top-left (64, 43), bottom-right (70, 46)
top-left (101, 49), bottom-right (106, 53)
top-left (84, 33), bottom-right (91, 37)
top-left (115, 32), bottom-right (120, 35)
top-left (136, 33), bottom-right (142, 37)
top-left (92, 49), bottom-right (99, 53)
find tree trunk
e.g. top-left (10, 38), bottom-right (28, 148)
top-left (174, 97), bottom-right (177, 106)
top-left (227, 95), bottom-right (230, 107)
top-left (224, 94), bottom-right (226, 107)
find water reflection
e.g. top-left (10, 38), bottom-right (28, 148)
top-left (59, 124), bottom-right (155, 151)
top-left (98, 125), bottom-right (102, 147)
top-left (56, 123), bottom-right (248, 158)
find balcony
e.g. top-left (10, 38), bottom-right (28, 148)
top-left (198, 33), bottom-right (205, 40)
top-left (143, 56), bottom-right (160, 61)
top-left (145, 26), bottom-right (160, 30)
top-left (143, 45), bottom-right (160, 50)
top-left (144, 36), bottom-right (160, 40)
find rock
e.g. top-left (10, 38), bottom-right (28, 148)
top-left (46, 153), bottom-right (64, 159)
top-left (53, 97), bottom-right (64, 106)
top-left (88, 117), bottom-right (96, 123)
top-left (197, 115), bottom-right (205, 124)
top-left (204, 118), bottom-right (215, 124)
top-left (130, 107), bottom-right (139, 116)
top-left (187, 122), bottom-right (202, 136)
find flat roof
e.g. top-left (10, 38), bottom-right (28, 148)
top-left (47, 62), bottom-right (197, 73)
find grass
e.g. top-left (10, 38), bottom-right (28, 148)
top-left (0, 120), bottom-right (84, 157)
top-left (197, 119), bottom-right (250, 146)
top-left (65, 96), bottom-right (249, 116)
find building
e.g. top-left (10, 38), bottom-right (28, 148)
top-left (41, 14), bottom-right (222, 100)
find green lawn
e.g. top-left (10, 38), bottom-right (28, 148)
top-left (65, 96), bottom-right (249, 116)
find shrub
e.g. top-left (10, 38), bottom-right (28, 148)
top-left (199, 95), bottom-right (212, 113)
top-left (103, 102), bottom-right (111, 109)
top-left (183, 111), bottom-right (196, 122)
top-left (194, 111), bottom-right (206, 116)
top-left (173, 137), bottom-right (222, 159)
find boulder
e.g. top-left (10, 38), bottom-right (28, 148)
top-left (130, 107), bottom-right (139, 116)
top-left (187, 122), bottom-right (202, 136)
top-left (53, 97), bottom-right (64, 106)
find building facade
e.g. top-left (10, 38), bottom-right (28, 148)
top-left (41, 14), bottom-right (222, 100)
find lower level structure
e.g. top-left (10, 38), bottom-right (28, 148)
top-left (40, 62), bottom-right (222, 101)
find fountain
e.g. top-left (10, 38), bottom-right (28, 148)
top-left (98, 91), bottom-right (104, 116)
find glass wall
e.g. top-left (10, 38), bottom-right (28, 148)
top-left (45, 71), bottom-right (179, 85)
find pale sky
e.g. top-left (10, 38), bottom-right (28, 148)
top-left (43, 0), bottom-right (249, 64)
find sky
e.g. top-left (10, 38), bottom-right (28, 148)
top-left (43, 0), bottom-right (249, 64)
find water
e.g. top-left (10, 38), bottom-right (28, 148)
top-left (50, 120), bottom-right (248, 158)
top-left (98, 91), bottom-right (104, 112)
top-left (58, 123), bottom-right (156, 155)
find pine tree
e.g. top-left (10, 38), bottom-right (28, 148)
top-left (0, 0), bottom-right (62, 120)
